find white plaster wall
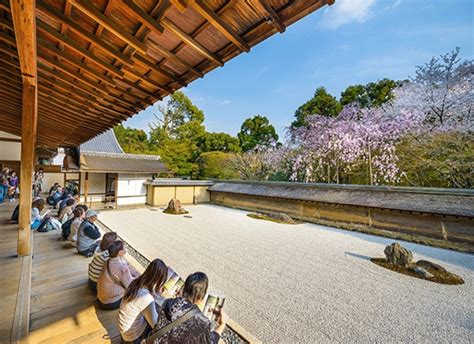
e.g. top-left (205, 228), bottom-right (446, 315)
top-left (42, 173), bottom-right (64, 191)
top-left (0, 131), bottom-right (20, 161)
top-left (79, 172), bottom-right (106, 202)
top-left (117, 173), bottom-right (149, 206)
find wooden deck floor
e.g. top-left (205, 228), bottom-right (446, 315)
top-left (28, 224), bottom-right (121, 344)
top-left (0, 202), bottom-right (23, 343)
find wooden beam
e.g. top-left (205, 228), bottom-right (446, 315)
top-left (84, 172), bottom-right (89, 204)
top-left (0, 137), bottom-right (21, 143)
top-left (10, 0), bottom-right (37, 81)
top-left (170, 0), bottom-right (187, 12)
top-left (18, 82), bottom-right (37, 257)
top-left (37, 20), bottom-right (125, 78)
top-left (120, 0), bottom-right (164, 36)
top-left (189, 0), bottom-right (250, 52)
top-left (253, 0), bottom-right (286, 33)
top-left (161, 17), bottom-right (224, 66)
top-left (147, 38), bottom-right (203, 77)
top-left (69, 0), bottom-right (148, 55)
top-left (132, 53), bottom-right (186, 87)
top-left (11, 0), bottom-right (38, 257)
top-left (36, 1), bottom-right (135, 67)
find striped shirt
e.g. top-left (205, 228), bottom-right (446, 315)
top-left (88, 250), bottom-right (109, 283)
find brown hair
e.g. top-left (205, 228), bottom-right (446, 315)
top-left (100, 232), bottom-right (118, 252)
top-left (123, 259), bottom-right (168, 303)
top-left (66, 198), bottom-right (75, 207)
top-left (72, 207), bottom-right (84, 218)
top-left (108, 240), bottom-right (124, 258)
top-left (183, 272), bottom-right (209, 304)
top-left (32, 199), bottom-right (45, 211)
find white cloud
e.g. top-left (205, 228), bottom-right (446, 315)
top-left (385, 0), bottom-right (402, 10)
top-left (318, 0), bottom-right (377, 30)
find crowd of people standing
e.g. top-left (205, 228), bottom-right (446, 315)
top-left (0, 167), bottom-right (19, 203)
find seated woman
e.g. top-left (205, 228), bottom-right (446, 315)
top-left (151, 272), bottom-right (227, 344)
top-left (31, 199), bottom-right (48, 230)
top-left (118, 259), bottom-right (168, 343)
top-left (97, 240), bottom-right (140, 310)
top-left (66, 207), bottom-right (85, 244)
top-left (87, 231), bottom-right (118, 292)
top-left (76, 209), bottom-right (101, 257)
top-left (58, 198), bottom-right (76, 223)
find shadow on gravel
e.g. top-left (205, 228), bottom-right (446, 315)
top-left (345, 252), bottom-right (371, 260)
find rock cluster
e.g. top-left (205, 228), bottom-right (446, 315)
top-left (163, 198), bottom-right (188, 215)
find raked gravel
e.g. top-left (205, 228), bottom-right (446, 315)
top-left (99, 205), bottom-right (474, 343)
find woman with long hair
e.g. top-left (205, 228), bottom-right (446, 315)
top-left (118, 259), bottom-right (168, 344)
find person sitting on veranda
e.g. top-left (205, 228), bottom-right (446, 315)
top-left (48, 183), bottom-right (60, 197)
top-left (151, 272), bottom-right (227, 344)
top-left (31, 198), bottom-right (50, 230)
top-left (66, 206), bottom-right (85, 244)
top-left (76, 209), bottom-right (101, 257)
top-left (118, 259), bottom-right (168, 343)
top-left (87, 231), bottom-right (118, 292)
top-left (51, 186), bottom-right (63, 207)
top-left (58, 198), bottom-right (76, 223)
top-left (97, 240), bottom-right (141, 310)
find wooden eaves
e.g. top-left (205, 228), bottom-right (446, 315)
top-left (0, 0), bottom-right (334, 149)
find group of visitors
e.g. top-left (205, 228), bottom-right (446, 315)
top-left (0, 167), bottom-right (19, 203)
top-left (86, 238), bottom-right (227, 343)
top-left (29, 181), bottom-right (227, 343)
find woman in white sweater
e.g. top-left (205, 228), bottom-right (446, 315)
top-left (118, 259), bottom-right (168, 344)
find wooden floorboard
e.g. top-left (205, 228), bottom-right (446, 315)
top-left (28, 226), bottom-right (119, 344)
top-left (0, 201), bottom-right (23, 343)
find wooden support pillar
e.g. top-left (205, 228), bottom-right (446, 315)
top-left (84, 172), bottom-right (89, 205)
top-left (18, 82), bottom-right (37, 256)
top-left (114, 174), bottom-right (118, 209)
top-left (11, 0), bottom-right (38, 257)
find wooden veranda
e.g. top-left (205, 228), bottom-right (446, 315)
top-left (0, 0), bottom-right (333, 342)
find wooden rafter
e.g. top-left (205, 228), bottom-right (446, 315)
top-left (69, 0), bottom-right (148, 55)
top-left (248, 0), bottom-right (286, 33)
top-left (189, 0), bottom-right (250, 52)
top-left (161, 17), bottom-right (224, 66)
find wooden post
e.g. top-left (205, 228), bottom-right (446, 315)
top-left (84, 172), bottom-right (89, 205)
top-left (114, 174), bottom-right (118, 208)
top-left (11, 0), bottom-right (38, 257)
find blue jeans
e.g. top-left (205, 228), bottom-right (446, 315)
top-left (31, 219), bottom-right (41, 230)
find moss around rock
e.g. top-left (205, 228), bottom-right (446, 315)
top-left (371, 258), bottom-right (464, 285)
top-left (247, 212), bottom-right (298, 224)
top-left (163, 198), bottom-right (189, 215)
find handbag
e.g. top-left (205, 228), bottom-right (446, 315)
top-left (144, 307), bottom-right (200, 344)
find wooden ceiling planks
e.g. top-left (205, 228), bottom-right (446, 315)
top-left (0, 0), bottom-right (333, 148)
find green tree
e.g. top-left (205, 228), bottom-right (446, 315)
top-left (196, 152), bottom-right (239, 179)
top-left (238, 115), bottom-right (279, 152)
top-left (113, 125), bottom-right (151, 154)
top-left (340, 79), bottom-right (399, 108)
top-left (292, 87), bottom-right (341, 128)
top-left (198, 132), bottom-right (241, 153)
top-left (149, 91), bottom-right (206, 176)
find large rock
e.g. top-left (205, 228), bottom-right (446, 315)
top-left (264, 212), bottom-right (295, 224)
top-left (411, 266), bottom-right (434, 279)
top-left (384, 243), bottom-right (413, 267)
top-left (416, 260), bottom-right (447, 272)
top-left (163, 198), bottom-right (188, 215)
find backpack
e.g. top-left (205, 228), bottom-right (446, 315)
top-left (37, 218), bottom-right (62, 233)
top-left (60, 218), bottom-right (74, 241)
top-left (11, 205), bottom-right (19, 223)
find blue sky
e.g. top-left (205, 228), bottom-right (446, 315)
top-left (124, 0), bottom-right (473, 138)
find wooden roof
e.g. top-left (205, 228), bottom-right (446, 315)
top-left (0, 0), bottom-right (332, 148)
top-left (208, 181), bottom-right (474, 217)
